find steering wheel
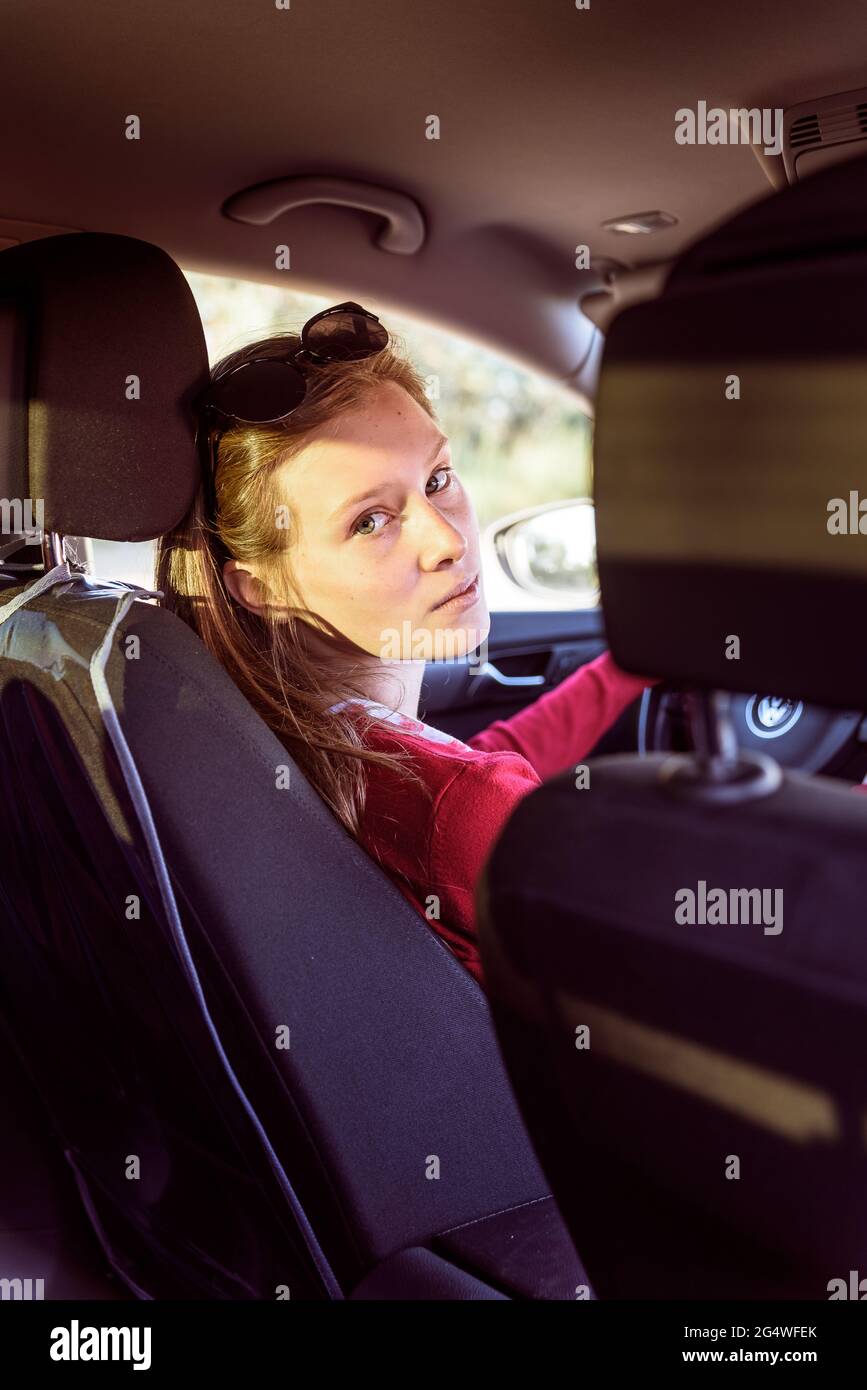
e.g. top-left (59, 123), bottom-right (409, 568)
top-left (638, 686), bottom-right (865, 778)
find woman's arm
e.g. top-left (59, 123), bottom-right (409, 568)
top-left (426, 751), bottom-right (542, 989)
top-left (465, 648), bottom-right (655, 781)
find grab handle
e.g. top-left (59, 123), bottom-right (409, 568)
top-left (222, 176), bottom-right (426, 255)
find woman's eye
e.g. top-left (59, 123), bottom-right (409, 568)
top-left (427, 465), bottom-right (454, 496)
top-left (352, 510), bottom-right (389, 538)
top-left (351, 467), bottom-right (455, 537)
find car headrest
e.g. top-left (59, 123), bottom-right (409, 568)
top-left (594, 152), bottom-right (867, 712)
top-left (0, 232), bottom-right (209, 542)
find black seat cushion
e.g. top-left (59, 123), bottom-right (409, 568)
top-left (0, 576), bottom-right (586, 1297)
top-left (478, 755), bottom-right (867, 1298)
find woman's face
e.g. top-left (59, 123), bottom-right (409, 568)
top-left (228, 380), bottom-right (490, 663)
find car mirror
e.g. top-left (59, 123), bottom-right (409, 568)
top-left (492, 498), bottom-right (599, 606)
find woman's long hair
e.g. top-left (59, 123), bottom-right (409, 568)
top-left (156, 328), bottom-right (435, 839)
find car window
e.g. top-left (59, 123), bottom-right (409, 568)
top-left (91, 271), bottom-right (593, 611)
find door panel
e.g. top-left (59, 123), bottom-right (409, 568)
top-left (421, 608), bottom-right (642, 755)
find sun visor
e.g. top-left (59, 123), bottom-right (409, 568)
top-left (595, 215), bottom-right (867, 710)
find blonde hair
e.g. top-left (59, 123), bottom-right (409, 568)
top-left (156, 328), bottom-right (436, 840)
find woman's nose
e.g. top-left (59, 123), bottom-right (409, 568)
top-left (411, 496), bottom-right (468, 567)
top-left (425, 523), bottom-right (468, 571)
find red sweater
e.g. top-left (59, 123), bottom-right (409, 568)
top-left (333, 651), bottom-right (652, 990)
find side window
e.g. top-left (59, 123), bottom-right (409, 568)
top-left (90, 273), bottom-right (595, 611)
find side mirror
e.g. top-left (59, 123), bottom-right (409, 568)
top-left (488, 498), bottom-right (598, 607)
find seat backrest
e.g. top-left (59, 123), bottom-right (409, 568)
top-left (0, 1020), bottom-right (130, 1300)
top-left (0, 233), bottom-right (575, 1299)
top-left (477, 152), bottom-right (867, 1300)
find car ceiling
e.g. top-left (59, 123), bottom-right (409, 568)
top-left (2, 0), bottom-right (867, 404)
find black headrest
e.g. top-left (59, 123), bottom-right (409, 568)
top-left (0, 232), bottom-right (209, 541)
top-left (595, 153), bottom-right (867, 711)
top-left (669, 150), bottom-right (867, 288)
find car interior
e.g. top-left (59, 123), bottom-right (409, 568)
top-left (3, 0), bottom-right (867, 1303)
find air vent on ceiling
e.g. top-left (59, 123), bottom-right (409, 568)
top-left (783, 87), bottom-right (867, 183)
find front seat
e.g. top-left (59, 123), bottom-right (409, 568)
top-left (477, 152), bottom-right (867, 1300)
top-left (0, 231), bottom-right (586, 1300)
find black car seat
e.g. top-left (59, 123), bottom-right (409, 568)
top-left (477, 152), bottom-right (867, 1300)
top-left (0, 231), bottom-right (586, 1300)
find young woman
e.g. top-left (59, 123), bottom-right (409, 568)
top-left (156, 302), bottom-right (655, 989)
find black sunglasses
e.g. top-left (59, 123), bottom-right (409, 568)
top-left (198, 301), bottom-right (388, 534)
top-left (198, 301), bottom-right (389, 426)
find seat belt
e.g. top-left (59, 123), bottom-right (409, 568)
top-left (0, 562), bottom-right (344, 1300)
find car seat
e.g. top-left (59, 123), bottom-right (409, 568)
top-left (477, 152), bottom-right (867, 1300)
top-left (0, 231), bottom-right (586, 1300)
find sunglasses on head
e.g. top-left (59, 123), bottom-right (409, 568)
top-left (197, 301), bottom-right (389, 537)
top-left (198, 301), bottom-right (389, 426)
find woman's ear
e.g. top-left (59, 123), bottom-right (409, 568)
top-left (223, 559), bottom-right (268, 614)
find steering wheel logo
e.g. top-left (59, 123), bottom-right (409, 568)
top-left (745, 694), bottom-right (804, 739)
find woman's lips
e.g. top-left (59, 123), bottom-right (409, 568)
top-left (434, 575), bottom-right (480, 612)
